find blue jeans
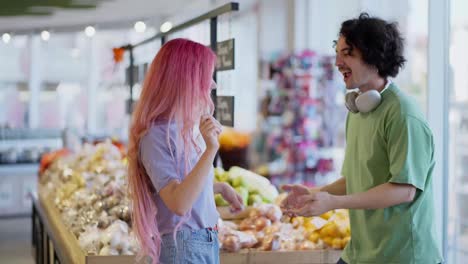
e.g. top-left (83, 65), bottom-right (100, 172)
top-left (159, 229), bottom-right (219, 264)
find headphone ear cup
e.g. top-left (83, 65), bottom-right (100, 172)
top-left (355, 90), bottom-right (382, 113)
top-left (345, 91), bottom-right (360, 113)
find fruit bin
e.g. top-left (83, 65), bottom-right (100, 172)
top-left (32, 194), bottom-right (341, 264)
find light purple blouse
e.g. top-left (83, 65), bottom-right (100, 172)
top-left (139, 122), bottom-right (219, 235)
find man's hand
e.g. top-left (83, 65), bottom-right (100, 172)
top-left (280, 184), bottom-right (317, 212)
top-left (283, 192), bottom-right (336, 217)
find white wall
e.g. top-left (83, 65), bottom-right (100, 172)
top-left (302, 0), bottom-right (410, 55)
top-left (217, 6), bottom-right (259, 131)
top-left (258, 0), bottom-right (289, 59)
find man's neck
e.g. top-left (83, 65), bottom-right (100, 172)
top-left (359, 77), bottom-right (387, 93)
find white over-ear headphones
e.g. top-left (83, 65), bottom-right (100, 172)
top-left (345, 80), bottom-right (391, 114)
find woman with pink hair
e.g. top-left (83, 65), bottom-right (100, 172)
top-left (127, 38), bottom-right (243, 263)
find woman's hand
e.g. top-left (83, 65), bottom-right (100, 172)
top-left (200, 115), bottom-right (222, 153)
top-left (215, 182), bottom-right (244, 212)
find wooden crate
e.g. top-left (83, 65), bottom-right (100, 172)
top-left (220, 250), bottom-right (341, 264)
top-left (38, 194), bottom-right (138, 264)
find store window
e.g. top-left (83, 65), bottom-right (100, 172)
top-left (36, 27), bottom-right (160, 138)
top-left (448, 0), bottom-right (468, 262)
top-left (0, 35), bottom-right (29, 128)
top-left (39, 32), bottom-right (88, 130)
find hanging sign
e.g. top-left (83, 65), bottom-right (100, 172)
top-left (216, 96), bottom-right (235, 127)
top-left (125, 65), bottom-right (139, 85)
top-left (216, 39), bottom-right (235, 71)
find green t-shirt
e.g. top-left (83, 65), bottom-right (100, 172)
top-left (341, 83), bottom-right (443, 264)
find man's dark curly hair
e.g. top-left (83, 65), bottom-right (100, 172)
top-left (337, 13), bottom-right (406, 78)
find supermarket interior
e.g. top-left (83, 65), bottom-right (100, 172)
top-left (0, 0), bottom-right (467, 263)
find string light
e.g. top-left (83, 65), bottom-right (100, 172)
top-left (2, 33), bottom-right (11, 44)
top-left (160, 22), bottom-right (172, 33)
top-left (134, 21), bottom-right (146, 33)
top-left (85, 26), bottom-right (96, 37)
top-left (41, 30), bottom-right (50, 41)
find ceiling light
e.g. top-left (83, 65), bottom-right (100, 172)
top-left (2, 33), bottom-right (11, 44)
top-left (85, 26), bottom-right (96, 37)
top-left (134, 21), bottom-right (146, 33)
top-left (160, 22), bottom-right (172, 33)
top-left (41, 30), bottom-right (50, 41)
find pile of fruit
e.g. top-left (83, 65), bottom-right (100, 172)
top-left (39, 140), bottom-right (350, 256)
top-left (289, 210), bottom-right (350, 250)
top-left (214, 166), bottom-right (351, 252)
top-left (218, 204), bottom-right (350, 252)
top-left (39, 141), bottom-right (139, 256)
top-left (214, 166), bottom-right (279, 207)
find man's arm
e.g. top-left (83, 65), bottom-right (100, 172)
top-left (332, 182), bottom-right (416, 210)
top-left (319, 177), bottom-right (347, 196)
top-left (287, 182), bottom-right (417, 217)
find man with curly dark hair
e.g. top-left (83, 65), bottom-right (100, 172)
top-left (281, 13), bottom-right (443, 264)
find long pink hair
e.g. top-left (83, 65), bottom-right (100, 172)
top-left (127, 38), bottom-right (216, 263)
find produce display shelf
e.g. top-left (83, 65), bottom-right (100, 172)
top-left (32, 193), bottom-right (341, 264)
top-left (32, 193), bottom-right (136, 264)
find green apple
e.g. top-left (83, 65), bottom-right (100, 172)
top-left (231, 177), bottom-right (247, 188)
top-left (235, 187), bottom-right (249, 206)
top-left (262, 196), bottom-right (272, 204)
top-left (215, 194), bottom-right (229, 206)
top-left (248, 194), bottom-right (263, 206)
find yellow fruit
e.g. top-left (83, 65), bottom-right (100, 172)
top-left (342, 236), bottom-right (351, 248)
top-left (332, 238), bottom-right (342, 249)
top-left (319, 225), bottom-right (330, 237)
top-left (303, 218), bottom-right (316, 230)
top-left (336, 222), bottom-right (349, 238)
top-left (322, 236), bottom-right (334, 247)
top-left (329, 224), bottom-right (339, 237)
top-left (308, 232), bottom-right (320, 243)
top-left (334, 210), bottom-right (348, 219)
top-left (320, 211), bottom-right (333, 220)
top-left (319, 222), bottom-right (339, 238)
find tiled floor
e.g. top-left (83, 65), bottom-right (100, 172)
top-left (0, 217), bottom-right (34, 264)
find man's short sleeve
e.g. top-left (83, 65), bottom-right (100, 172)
top-left (140, 126), bottom-right (180, 193)
top-left (387, 115), bottom-right (434, 191)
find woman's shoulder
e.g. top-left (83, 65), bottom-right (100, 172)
top-left (141, 121), bottom-right (177, 146)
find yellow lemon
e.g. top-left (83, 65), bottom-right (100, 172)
top-left (308, 232), bottom-right (320, 243)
